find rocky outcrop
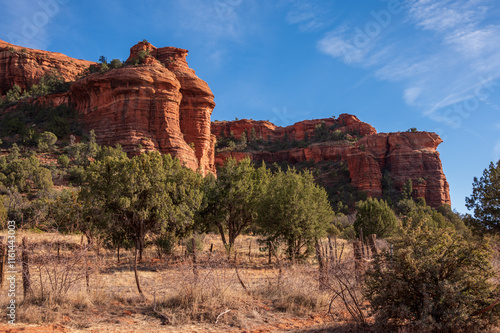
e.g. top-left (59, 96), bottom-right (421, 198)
top-left (347, 132), bottom-right (451, 208)
top-left (71, 64), bottom-right (201, 171)
top-left (0, 39), bottom-right (94, 95)
top-left (212, 114), bottom-right (376, 143)
top-left (215, 143), bottom-right (351, 166)
top-left (213, 118), bottom-right (450, 208)
top-left (72, 41), bottom-right (216, 175)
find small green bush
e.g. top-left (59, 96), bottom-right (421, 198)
top-left (155, 233), bottom-right (176, 256)
top-left (57, 154), bottom-right (70, 168)
top-left (68, 165), bottom-right (85, 185)
top-left (364, 225), bottom-right (500, 331)
top-left (37, 131), bottom-right (57, 151)
top-left (354, 198), bottom-right (398, 238)
top-left (100, 63), bottom-right (109, 72)
top-left (109, 59), bottom-right (122, 69)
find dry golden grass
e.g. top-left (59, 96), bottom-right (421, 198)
top-left (0, 231), bottom-right (346, 332)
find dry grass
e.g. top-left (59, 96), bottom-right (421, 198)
top-left (4, 231), bottom-right (497, 332)
top-left (253, 265), bottom-right (330, 315)
top-left (0, 231), bottom-right (342, 332)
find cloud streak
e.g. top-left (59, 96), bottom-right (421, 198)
top-left (317, 0), bottom-right (500, 126)
top-left (0, 0), bottom-right (71, 49)
top-left (283, 0), bottom-right (335, 32)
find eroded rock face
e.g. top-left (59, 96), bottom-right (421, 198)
top-left (347, 132), bottom-right (451, 208)
top-left (72, 41), bottom-right (216, 175)
top-left (71, 64), bottom-right (200, 170)
top-left (211, 114), bottom-right (376, 143)
top-left (212, 118), bottom-right (450, 208)
top-left (0, 39), bottom-right (94, 95)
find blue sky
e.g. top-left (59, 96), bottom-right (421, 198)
top-left (1, 0), bottom-right (499, 214)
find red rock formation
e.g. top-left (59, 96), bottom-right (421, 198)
top-left (159, 45), bottom-right (217, 177)
top-left (71, 64), bottom-right (201, 171)
top-left (71, 41), bottom-right (215, 175)
top-left (124, 42), bottom-right (216, 174)
top-left (212, 119), bottom-right (277, 141)
top-left (213, 117), bottom-right (450, 208)
top-left (1, 40), bottom-right (215, 175)
top-left (211, 114), bottom-right (376, 143)
top-left (0, 39), bottom-right (94, 95)
top-left (214, 143), bottom-right (351, 166)
top-left (347, 131), bottom-right (450, 207)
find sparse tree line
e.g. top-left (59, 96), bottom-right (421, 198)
top-left (0, 135), bottom-right (477, 261)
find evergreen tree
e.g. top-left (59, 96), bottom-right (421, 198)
top-left (79, 151), bottom-right (203, 293)
top-left (354, 198), bottom-right (398, 238)
top-left (198, 158), bottom-right (269, 253)
top-left (257, 167), bottom-right (333, 260)
top-left (401, 179), bottom-right (413, 200)
top-left (466, 160), bottom-right (500, 233)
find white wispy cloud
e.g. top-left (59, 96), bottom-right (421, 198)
top-left (283, 0), bottom-right (335, 32)
top-left (174, 0), bottom-right (246, 41)
top-left (317, 0), bottom-right (500, 126)
top-left (0, 0), bottom-right (68, 49)
top-left (404, 87), bottom-right (422, 105)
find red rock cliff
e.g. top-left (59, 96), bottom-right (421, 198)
top-left (212, 117), bottom-right (450, 208)
top-left (212, 113), bottom-right (376, 142)
top-left (347, 131), bottom-right (450, 208)
top-left (72, 41), bottom-right (216, 175)
top-left (0, 39), bottom-right (94, 95)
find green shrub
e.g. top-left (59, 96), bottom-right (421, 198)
top-left (109, 59), bottom-right (123, 69)
top-left (155, 233), bottom-right (176, 256)
top-left (33, 167), bottom-right (53, 192)
top-left (57, 154), bottom-right (70, 168)
top-left (100, 63), bottom-right (109, 72)
top-left (24, 70), bottom-right (70, 99)
top-left (364, 225), bottom-right (499, 331)
top-left (354, 198), bottom-right (398, 238)
top-left (68, 165), bottom-right (85, 185)
top-left (37, 131), bottom-right (57, 151)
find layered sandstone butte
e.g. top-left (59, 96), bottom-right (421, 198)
top-left (71, 41), bottom-right (216, 175)
top-left (212, 116), bottom-right (450, 208)
top-left (71, 65), bottom-right (201, 171)
top-left (0, 39), bottom-right (94, 95)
